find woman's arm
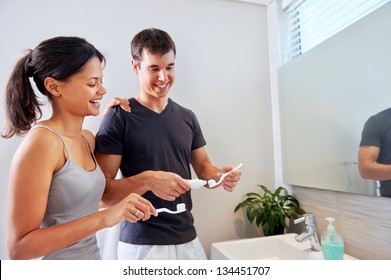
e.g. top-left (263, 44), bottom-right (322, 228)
top-left (7, 129), bottom-right (155, 260)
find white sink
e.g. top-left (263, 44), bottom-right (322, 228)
top-left (210, 233), bottom-right (357, 260)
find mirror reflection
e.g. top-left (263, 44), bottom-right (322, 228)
top-left (278, 3), bottom-right (391, 197)
top-left (359, 108), bottom-right (391, 197)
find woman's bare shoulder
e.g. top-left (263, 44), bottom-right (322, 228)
top-left (20, 125), bottom-right (64, 155)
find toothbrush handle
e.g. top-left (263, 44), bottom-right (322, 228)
top-left (188, 179), bottom-right (207, 189)
top-left (211, 163), bottom-right (244, 187)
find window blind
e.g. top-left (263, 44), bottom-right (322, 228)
top-left (281, 0), bottom-right (390, 64)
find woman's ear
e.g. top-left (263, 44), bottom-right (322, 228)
top-left (44, 77), bottom-right (61, 97)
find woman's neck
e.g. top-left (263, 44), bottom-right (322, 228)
top-left (42, 113), bottom-right (84, 139)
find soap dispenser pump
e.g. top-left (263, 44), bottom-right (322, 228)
top-left (321, 217), bottom-right (344, 260)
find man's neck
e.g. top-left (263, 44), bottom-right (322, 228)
top-left (135, 94), bottom-right (168, 114)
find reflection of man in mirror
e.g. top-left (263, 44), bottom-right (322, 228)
top-left (358, 108), bottom-right (391, 197)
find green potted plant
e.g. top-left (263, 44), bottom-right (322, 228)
top-left (234, 185), bottom-right (306, 236)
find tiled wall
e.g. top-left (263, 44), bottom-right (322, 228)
top-left (292, 186), bottom-right (391, 259)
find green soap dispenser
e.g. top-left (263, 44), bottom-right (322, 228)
top-left (321, 217), bottom-right (344, 260)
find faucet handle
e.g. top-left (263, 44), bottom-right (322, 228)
top-left (293, 216), bottom-right (306, 224)
top-left (294, 213), bottom-right (315, 225)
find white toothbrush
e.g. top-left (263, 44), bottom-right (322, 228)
top-left (156, 203), bottom-right (186, 214)
top-left (207, 163), bottom-right (243, 188)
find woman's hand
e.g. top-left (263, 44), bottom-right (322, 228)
top-left (102, 97), bottom-right (131, 117)
top-left (102, 193), bottom-right (157, 227)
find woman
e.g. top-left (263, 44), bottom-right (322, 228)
top-left (2, 36), bottom-right (157, 260)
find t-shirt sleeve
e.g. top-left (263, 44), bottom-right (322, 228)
top-left (95, 107), bottom-right (125, 155)
top-left (190, 112), bottom-right (207, 151)
top-left (359, 115), bottom-right (383, 148)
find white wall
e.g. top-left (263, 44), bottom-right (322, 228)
top-left (0, 0), bottom-right (273, 259)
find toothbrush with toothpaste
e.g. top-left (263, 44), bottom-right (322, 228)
top-left (188, 163), bottom-right (243, 189)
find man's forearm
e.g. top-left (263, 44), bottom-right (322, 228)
top-left (359, 162), bottom-right (391, 181)
top-left (101, 172), bottom-right (151, 207)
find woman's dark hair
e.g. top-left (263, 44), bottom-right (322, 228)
top-left (131, 28), bottom-right (176, 65)
top-left (2, 36), bottom-right (105, 138)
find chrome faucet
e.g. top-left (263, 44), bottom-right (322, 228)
top-left (293, 213), bottom-right (322, 251)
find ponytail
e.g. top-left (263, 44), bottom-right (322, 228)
top-left (2, 36), bottom-right (105, 139)
top-left (2, 51), bottom-right (42, 138)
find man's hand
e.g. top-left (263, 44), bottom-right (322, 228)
top-left (219, 165), bottom-right (242, 192)
top-left (146, 171), bottom-right (191, 201)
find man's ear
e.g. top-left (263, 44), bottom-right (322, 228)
top-left (131, 59), bottom-right (139, 75)
top-left (44, 77), bottom-right (61, 97)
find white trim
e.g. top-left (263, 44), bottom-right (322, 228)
top-left (230, 0), bottom-right (272, 6)
top-left (281, 0), bottom-right (294, 9)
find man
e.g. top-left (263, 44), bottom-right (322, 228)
top-left (95, 28), bottom-right (241, 260)
top-left (358, 108), bottom-right (391, 197)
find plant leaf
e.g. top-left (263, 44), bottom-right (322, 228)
top-left (235, 184), bottom-right (306, 235)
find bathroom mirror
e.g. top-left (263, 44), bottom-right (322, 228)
top-left (278, 2), bottom-right (391, 196)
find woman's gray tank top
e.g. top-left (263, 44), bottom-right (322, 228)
top-left (35, 126), bottom-right (105, 260)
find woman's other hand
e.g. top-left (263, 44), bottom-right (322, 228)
top-left (102, 97), bottom-right (131, 117)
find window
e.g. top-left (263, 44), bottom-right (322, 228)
top-left (280, 0), bottom-right (390, 64)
